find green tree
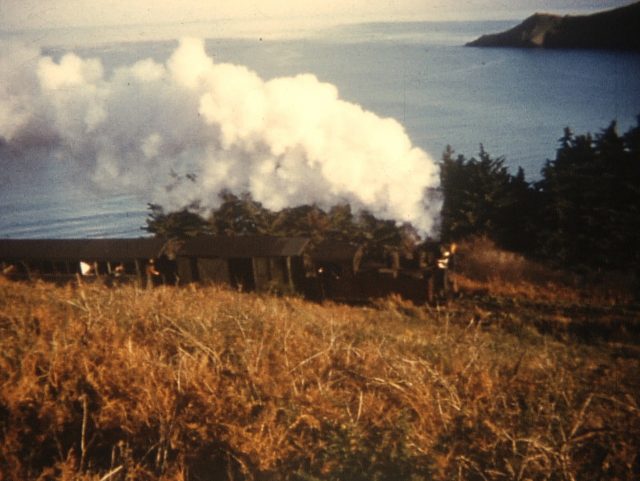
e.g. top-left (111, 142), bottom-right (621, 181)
top-left (144, 202), bottom-right (212, 238)
top-left (268, 204), bottom-right (330, 242)
top-left (536, 120), bottom-right (640, 272)
top-left (208, 191), bottom-right (273, 236)
top-left (439, 145), bottom-right (538, 251)
top-left (266, 202), bottom-right (410, 254)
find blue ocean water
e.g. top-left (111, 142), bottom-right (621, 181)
top-left (2, 20), bottom-right (640, 238)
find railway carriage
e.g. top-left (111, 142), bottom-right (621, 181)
top-left (1, 236), bottom-right (448, 303)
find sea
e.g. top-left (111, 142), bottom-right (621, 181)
top-left (1, 20), bottom-right (640, 238)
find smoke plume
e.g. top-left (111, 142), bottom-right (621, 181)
top-left (0, 38), bottom-right (440, 234)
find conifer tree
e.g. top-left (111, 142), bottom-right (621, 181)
top-left (439, 145), bottom-right (538, 251)
top-left (536, 120), bottom-right (640, 272)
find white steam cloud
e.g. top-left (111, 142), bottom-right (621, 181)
top-left (0, 38), bottom-right (440, 234)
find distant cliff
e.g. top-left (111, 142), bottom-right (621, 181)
top-left (466, 2), bottom-right (640, 51)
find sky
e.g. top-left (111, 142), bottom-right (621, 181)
top-left (1, 0), bottom-right (636, 33)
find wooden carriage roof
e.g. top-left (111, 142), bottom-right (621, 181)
top-left (0, 236), bottom-right (311, 261)
top-left (0, 238), bottom-right (166, 261)
top-left (178, 236), bottom-right (310, 258)
top-left (308, 240), bottom-right (363, 262)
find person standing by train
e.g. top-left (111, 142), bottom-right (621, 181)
top-left (146, 259), bottom-right (160, 288)
top-left (436, 243), bottom-right (457, 298)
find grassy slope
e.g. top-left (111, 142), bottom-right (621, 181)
top-left (1, 246), bottom-right (639, 480)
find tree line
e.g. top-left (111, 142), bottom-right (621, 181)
top-left (146, 192), bottom-right (421, 258)
top-left (146, 118), bottom-right (640, 275)
top-left (440, 119), bottom-right (640, 275)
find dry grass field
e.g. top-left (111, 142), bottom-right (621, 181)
top-left (1, 240), bottom-right (639, 480)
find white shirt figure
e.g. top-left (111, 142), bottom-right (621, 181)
top-left (80, 261), bottom-right (93, 276)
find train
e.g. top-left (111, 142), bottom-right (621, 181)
top-left (0, 236), bottom-right (455, 304)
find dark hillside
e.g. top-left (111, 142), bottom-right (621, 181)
top-left (467, 2), bottom-right (640, 51)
